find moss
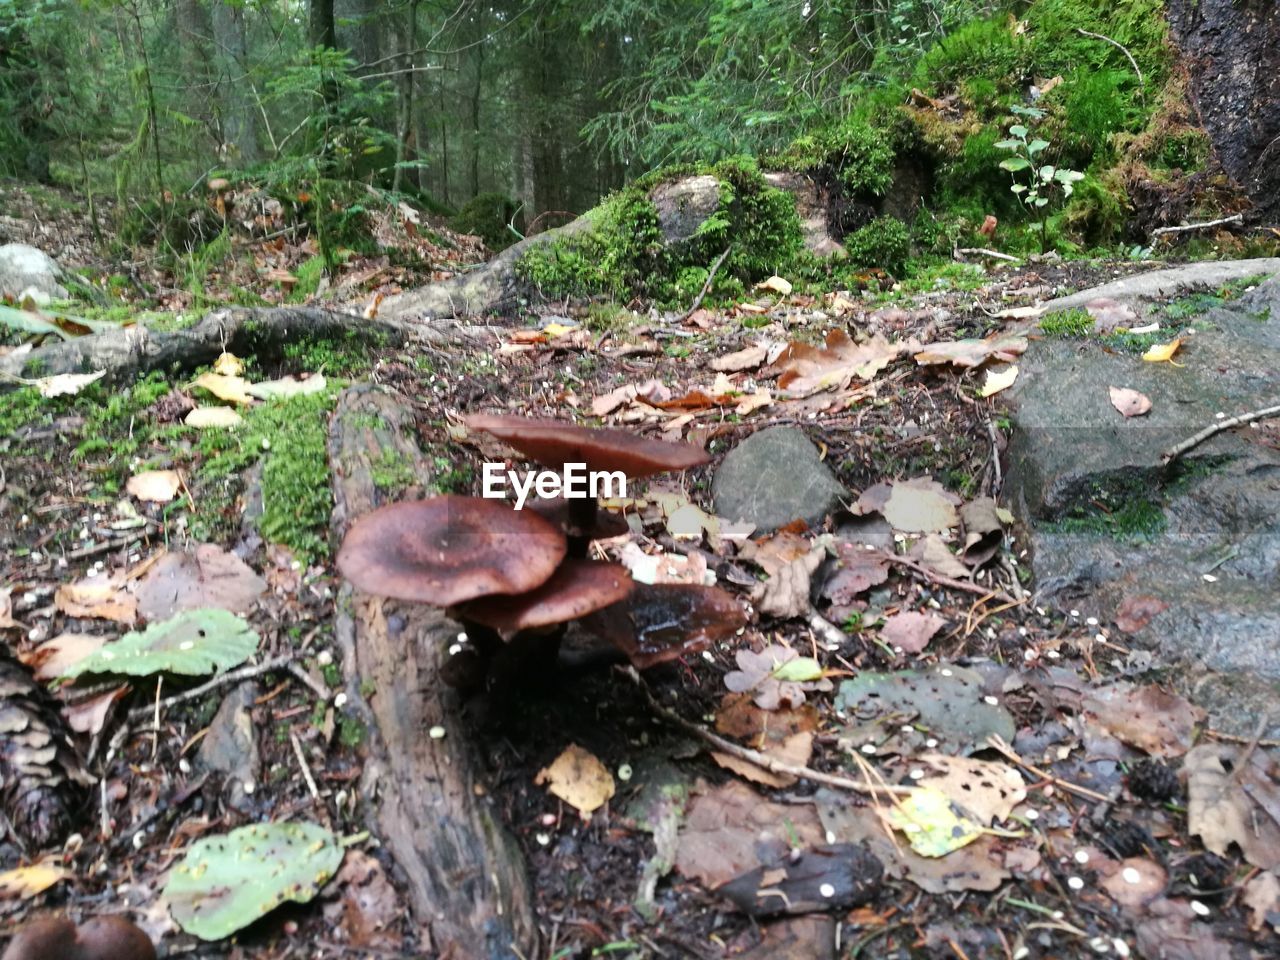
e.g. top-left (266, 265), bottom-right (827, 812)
top-left (371, 448), bottom-right (416, 495)
top-left (517, 156), bottom-right (803, 304)
top-left (1048, 492), bottom-right (1166, 539)
top-left (197, 389), bottom-right (339, 562)
top-left (449, 192), bottom-right (521, 251)
top-left (288, 255), bottom-right (327, 303)
top-left (1039, 308), bottom-right (1094, 338)
top-left (0, 387), bottom-right (45, 441)
top-left (770, 117), bottom-right (896, 196)
top-left (842, 217), bottom-right (911, 273)
top-left (282, 331), bottom-right (375, 376)
top-left (913, 18), bottom-right (1029, 95)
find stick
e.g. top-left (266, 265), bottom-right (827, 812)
top-left (954, 247), bottom-right (1021, 264)
top-left (622, 666), bottom-right (912, 797)
top-left (878, 550), bottom-right (1017, 604)
top-left (1161, 403), bottom-right (1280, 464)
top-left (986, 735), bottom-right (1111, 803)
top-left (677, 246), bottom-right (731, 323)
top-left (125, 654), bottom-right (296, 722)
top-left (290, 729), bottom-right (322, 804)
top-left (1075, 28), bottom-right (1143, 86)
top-left (1151, 213), bottom-right (1243, 238)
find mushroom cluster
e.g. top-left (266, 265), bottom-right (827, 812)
top-left (336, 416), bottom-right (746, 685)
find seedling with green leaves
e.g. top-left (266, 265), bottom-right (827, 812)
top-left (995, 105), bottom-right (1085, 252)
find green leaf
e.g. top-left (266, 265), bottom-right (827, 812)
top-left (1062, 184), bottom-right (1076, 197)
top-left (999, 157), bottom-right (1031, 172)
top-left (1034, 197), bottom-right (1049, 208)
top-left (1040, 164), bottom-right (1056, 182)
top-left (63, 609), bottom-right (259, 678)
top-left (1027, 139), bottom-right (1050, 155)
top-left (1055, 169), bottom-right (1086, 183)
top-left (1008, 124), bottom-right (1028, 139)
top-left (164, 822), bottom-right (344, 940)
top-left (993, 139), bottom-right (1022, 150)
top-left (886, 787), bottom-right (983, 856)
top-left (772, 657), bottom-right (824, 683)
top-left (1010, 184), bottom-right (1027, 194)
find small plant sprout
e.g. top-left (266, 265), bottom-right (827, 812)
top-left (994, 105), bottom-right (1085, 253)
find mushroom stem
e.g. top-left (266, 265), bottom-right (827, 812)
top-left (566, 496), bottom-right (600, 558)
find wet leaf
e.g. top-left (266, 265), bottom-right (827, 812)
top-left (0, 859), bottom-right (70, 899)
top-left (880, 611), bottom-right (945, 654)
top-left (134, 545), bottom-right (267, 621)
top-left (582, 583), bottom-right (746, 669)
top-left (1186, 744), bottom-right (1280, 870)
top-left (1081, 682), bottom-right (1203, 757)
top-left (165, 821), bottom-right (343, 940)
top-left (535, 744), bottom-right (616, 817)
top-left (772, 330), bottom-right (909, 398)
top-left (185, 406), bottom-right (243, 428)
top-left (884, 787), bottom-right (983, 856)
top-left (773, 657), bottom-right (824, 683)
top-left (191, 372), bottom-right (254, 405)
top-left (914, 754), bottom-right (1026, 823)
top-left (63, 609), bottom-right (260, 679)
top-left (914, 334), bottom-right (1027, 368)
top-left (1142, 338), bottom-right (1183, 364)
top-left (719, 844), bottom-right (883, 916)
top-left (1109, 386), bottom-right (1152, 417)
top-left (725, 645), bottom-right (833, 711)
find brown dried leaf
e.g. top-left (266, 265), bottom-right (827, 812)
top-left (0, 859), bottom-right (70, 900)
top-left (724, 645), bottom-right (832, 711)
top-left (535, 744), bottom-right (615, 817)
top-left (22, 633), bottom-right (107, 681)
top-left (1186, 743), bottom-right (1280, 870)
top-left (1109, 386), bottom-right (1152, 418)
top-left (914, 754), bottom-right (1025, 823)
top-left (55, 578), bottom-right (138, 625)
top-left (1086, 297), bottom-right (1137, 333)
top-left (134, 545), bottom-right (267, 622)
top-left (63, 685), bottom-right (128, 736)
top-left (880, 611), bottom-right (946, 654)
top-left (126, 469), bottom-right (182, 503)
top-left (1082, 682), bottom-right (1204, 758)
top-left (914, 334), bottom-right (1027, 368)
top-left (711, 343), bottom-right (769, 372)
top-left (772, 330), bottom-right (909, 398)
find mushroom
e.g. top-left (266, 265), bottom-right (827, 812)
top-left (465, 414), bottom-right (710, 555)
top-left (454, 560), bottom-right (632, 639)
top-left (581, 582), bottom-right (748, 669)
top-left (336, 494), bottom-right (567, 606)
top-left (1, 916), bottom-right (155, 960)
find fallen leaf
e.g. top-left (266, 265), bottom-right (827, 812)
top-left (1097, 855), bottom-right (1168, 910)
top-left (191, 372), bottom-right (254, 405)
top-left (819, 544), bottom-right (890, 607)
top-left (0, 859), bottom-right (70, 899)
top-left (32, 370), bottom-right (106, 398)
top-left (1085, 297), bottom-right (1137, 333)
top-left (1109, 386), bottom-right (1152, 418)
top-left (213, 352), bottom-right (244, 376)
top-left (712, 343), bottom-right (769, 372)
top-left (753, 547), bottom-right (825, 619)
top-left (1114, 595), bottom-right (1168, 634)
top-left (55, 577), bottom-right (138, 624)
top-left (719, 844), bottom-right (882, 916)
top-left (910, 534), bottom-right (970, 579)
top-left (126, 469), bottom-right (182, 503)
top-left (1082, 683), bottom-right (1204, 757)
top-left (883, 787), bottom-right (984, 856)
top-left (185, 406), bottom-right (243, 428)
top-left (0, 587), bottom-right (22, 630)
top-left (63, 685), bottom-right (129, 736)
top-left (914, 334), bottom-right (1027, 368)
top-left (1136, 898), bottom-right (1236, 960)
top-left (535, 744), bottom-right (616, 817)
top-left (757, 275), bottom-right (793, 296)
top-left (772, 330), bottom-right (910, 398)
top-left (321, 850), bottom-right (403, 951)
top-left (724, 645), bottom-right (832, 710)
top-left (995, 305), bottom-right (1043, 320)
top-left (674, 780), bottom-right (824, 889)
top-left (880, 610), bottom-right (946, 654)
top-left (1186, 743), bottom-right (1280, 870)
top-left (1142, 338), bottom-right (1183, 364)
top-left (958, 498), bottom-right (1003, 567)
top-left (22, 633), bottom-right (107, 680)
top-left (858, 478), bottom-right (960, 534)
top-left (246, 374), bottom-right (327, 400)
top-left (978, 364), bottom-right (1018, 397)
top-left (592, 383), bottom-right (637, 416)
top-left (134, 545), bottom-right (267, 621)
top-left (714, 697), bottom-right (817, 788)
top-left (914, 754), bottom-right (1026, 823)
top-left (1241, 871), bottom-right (1280, 933)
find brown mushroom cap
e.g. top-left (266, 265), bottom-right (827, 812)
top-left (1, 916), bottom-right (156, 960)
top-left (581, 582), bottom-right (748, 669)
top-left (526, 497), bottom-right (631, 540)
top-left (466, 414), bottom-right (710, 478)
top-left (454, 560), bottom-right (633, 637)
top-left (336, 495), bottom-right (566, 606)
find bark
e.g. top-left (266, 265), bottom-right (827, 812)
top-left (335, 0), bottom-right (382, 72)
top-left (328, 385), bottom-right (536, 959)
top-left (210, 1), bottom-right (262, 166)
top-left (391, 0), bottom-right (420, 193)
top-left (309, 0), bottom-right (336, 50)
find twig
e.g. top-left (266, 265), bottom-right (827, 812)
top-left (987, 735), bottom-right (1111, 803)
top-left (290, 729), bottom-right (322, 805)
top-left (288, 660), bottom-right (332, 700)
top-left (1151, 213), bottom-right (1243, 238)
top-left (124, 654), bottom-right (296, 722)
top-left (877, 550), bottom-right (1017, 604)
top-left (621, 666), bottom-right (912, 797)
top-left (64, 534), bottom-right (144, 561)
top-left (1161, 403), bottom-right (1280, 464)
top-left (1076, 28), bottom-right (1143, 86)
top-left (807, 610), bottom-right (848, 649)
top-left (677, 246), bottom-right (731, 323)
top-left (954, 247), bottom-right (1021, 264)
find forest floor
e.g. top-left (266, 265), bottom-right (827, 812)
top-left (1, 182), bottom-right (1277, 959)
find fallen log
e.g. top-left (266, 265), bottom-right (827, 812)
top-left (328, 384), bottom-right (536, 958)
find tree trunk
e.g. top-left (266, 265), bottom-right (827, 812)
top-left (309, 0), bottom-right (336, 50)
top-left (210, 1), bottom-right (262, 166)
top-left (329, 385), bottom-right (537, 959)
top-left (335, 0), bottom-right (381, 71)
top-left (392, 0), bottom-right (420, 193)
top-left (469, 38), bottom-right (485, 198)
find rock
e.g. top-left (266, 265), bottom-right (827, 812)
top-left (195, 681), bottom-right (260, 809)
top-left (713, 427), bottom-right (848, 533)
top-left (1040, 259), bottom-right (1280, 316)
top-left (1007, 273), bottom-right (1280, 736)
top-left (0, 243), bottom-right (67, 301)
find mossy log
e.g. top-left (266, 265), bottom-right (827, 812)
top-left (379, 171), bottom-right (837, 321)
top-left (0, 306), bottom-right (487, 386)
top-left (329, 384), bottom-right (537, 959)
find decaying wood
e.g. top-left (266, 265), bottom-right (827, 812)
top-left (1150, 213), bottom-right (1244, 238)
top-left (329, 385), bottom-right (536, 959)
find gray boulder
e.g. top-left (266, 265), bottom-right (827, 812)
top-left (713, 426), bottom-right (849, 533)
top-left (0, 243), bottom-right (67, 301)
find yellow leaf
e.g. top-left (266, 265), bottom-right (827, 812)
top-left (979, 364), bottom-right (1019, 397)
top-left (213, 352), bottom-right (244, 376)
top-left (756, 275), bottom-right (793, 296)
top-left (191, 372), bottom-right (254, 405)
top-left (0, 860), bottom-right (70, 900)
top-left (33, 370), bottom-right (106, 398)
top-left (884, 787), bottom-right (983, 857)
top-left (126, 469), bottom-right (182, 503)
top-left (185, 406), bottom-right (243, 428)
top-left (1142, 338), bottom-right (1183, 364)
top-left (534, 744), bottom-right (615, 818)
top-left (542, 321), bottom-right (576, 338)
